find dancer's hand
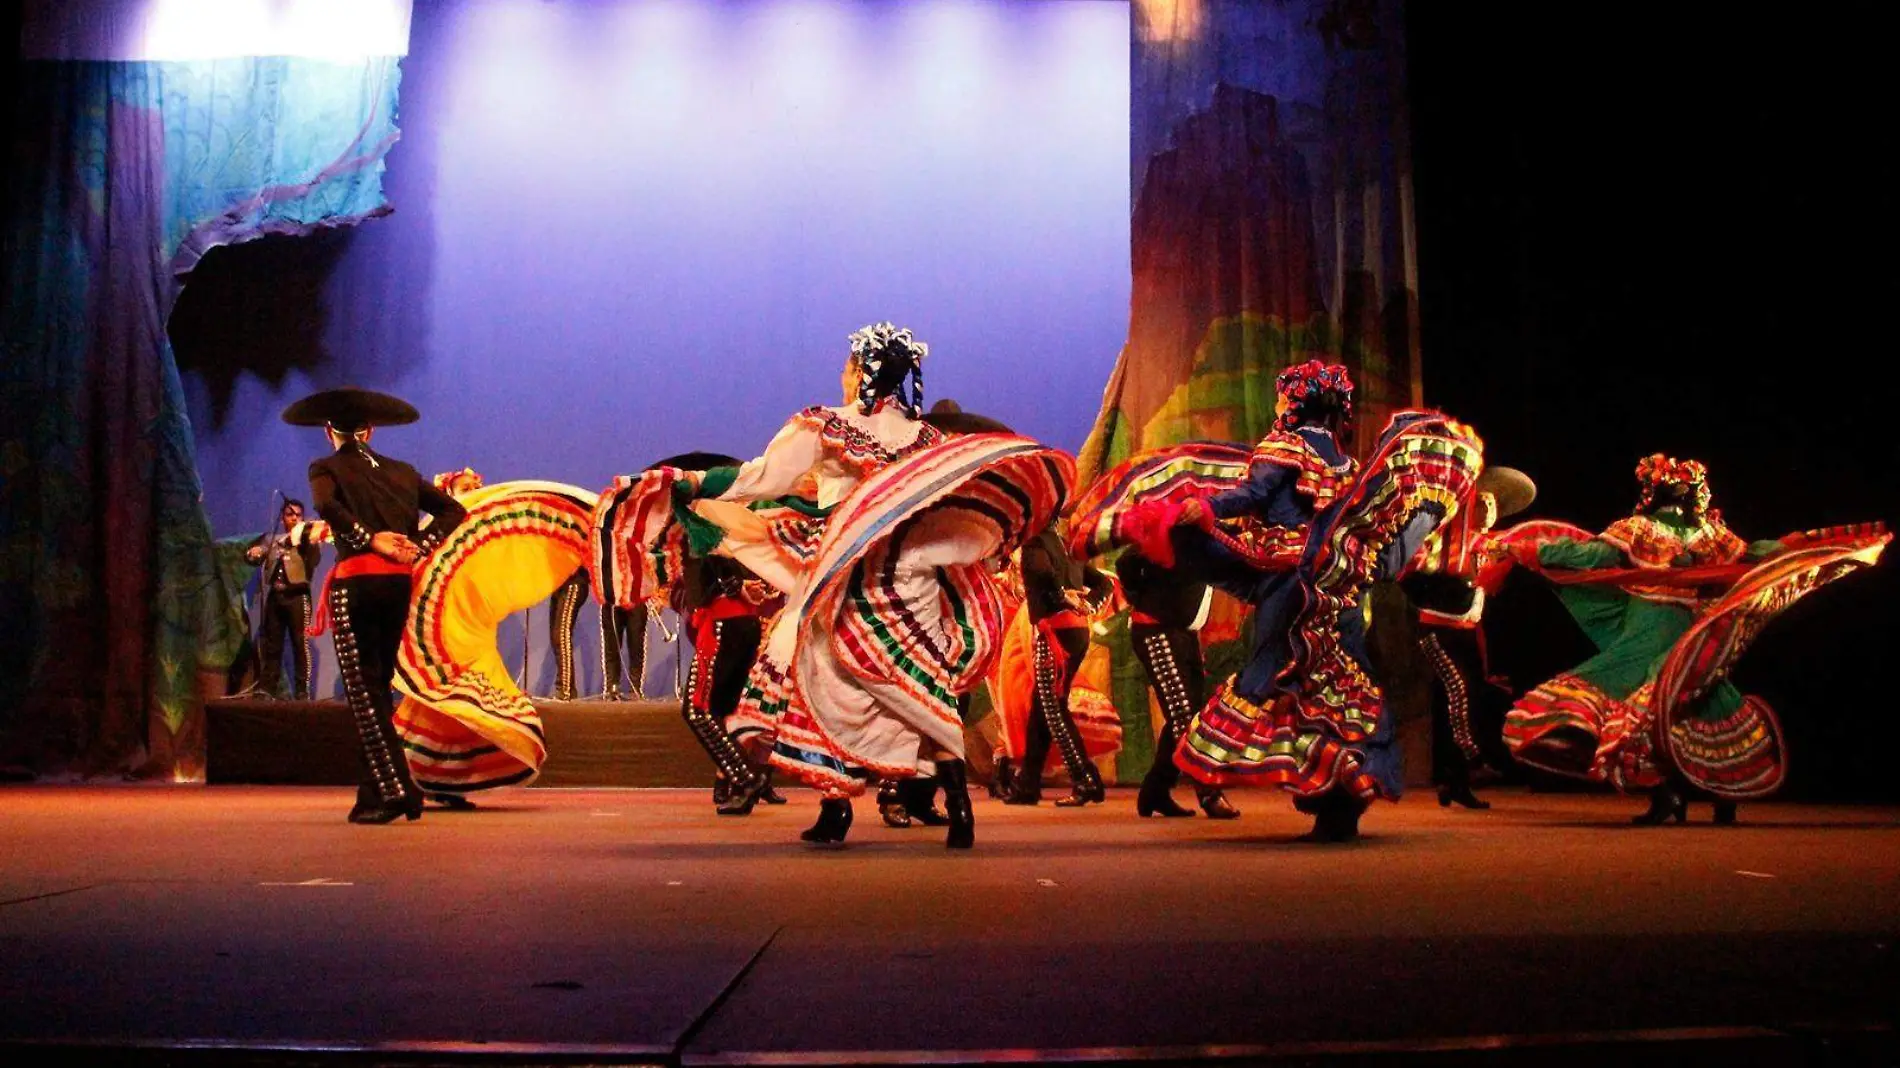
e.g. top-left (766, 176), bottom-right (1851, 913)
top-left (371, 531), bottom-right (420, 564)
top-left (1178, 498), bottom-right (1205, 525)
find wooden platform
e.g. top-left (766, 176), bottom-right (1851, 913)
top-left (2, 787), bottom-right (1896, 1065)
top-left (205, 697), bottom-right (712, 787)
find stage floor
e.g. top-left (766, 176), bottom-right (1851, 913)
top-left (1, 786), bottom-right (1895, 1066)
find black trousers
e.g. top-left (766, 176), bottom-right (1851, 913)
top-left (548, 571), bottom-right (587, 699)
top-left (258, 588), bottom-right (313, 697)
top-left (601, 602), bottom-right (650, 696)
top-left (681, 615), bottom-right (764, 785)
top-left (1018, 625), bottom-right (1096, 789)
top-left (1131, 622), bottom-right (1208, 788)
top-left (328, 574), bottom-right (419, 806)
top-left (1418, 624), bottom-right (1497, 786)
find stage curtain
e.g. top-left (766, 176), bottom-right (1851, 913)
top-left (1080, 0), bottom-right (1423, 780)
top-left (0, 56), bottom-right (400, 778)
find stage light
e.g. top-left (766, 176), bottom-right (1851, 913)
top-left (24, 0), bottom-right (413, 61)
top-left (1134, 0), bottom-right (1201, 44)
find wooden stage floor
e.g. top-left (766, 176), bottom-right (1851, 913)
top-left (1, 786), bottom-right (1895, 1066)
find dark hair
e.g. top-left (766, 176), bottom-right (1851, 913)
top-left (848, 323), bottom-right (927, 417)
top-left (282, 498), bottom-right (306, 513)
top-left (1284, 393), bottom-right (1351, 437)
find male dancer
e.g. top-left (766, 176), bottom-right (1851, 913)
top-left (287, 388), bottom-right (467, 824)
top-left (245, 498), bottom-right (322, 700)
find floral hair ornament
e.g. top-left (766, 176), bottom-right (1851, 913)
top-left (433, 467), bottom-right (484, 496)
top-left (1634, 453), bottom-right (1711, 517)
top-left (1274, 359), bottom-right (1355, 431)
top-left (848, 322), bottom-right (929, 416)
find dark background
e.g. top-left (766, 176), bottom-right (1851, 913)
top-left (1407, 4), bottom-right (1898, 799)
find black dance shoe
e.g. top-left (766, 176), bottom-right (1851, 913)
top-left (428, 793), bottom-right (477, 811)
top-left (1436, 783), bottom-right (1491, 810)
top-left (800, 798), bottom-right (854, 845)
top-left (899, 778), bottom-right (950, 826)
top-left (758, 770), bottom-right (788, 805)
top-left (1712, 801), bottom-right (1739, 826)
top-left (1197, 786), bottom-right (1240, 820)
top-left (717, 774), bottom-right (769, 816)
top-left (936, 759), bottom-right (975, 850)
top-left (1137, 773), bottom-right (1195, 818)
top-left (1631, 785), bottom-right (1687, 826)
top-left (986, 758), bottom-right (1014, 800)
top-left (712, 776), bottom-right (732, 807)
top-left (348, 798), bottom-right (421, 825)
top-left (1054, 780), bottom-right (1105, 808)
top-left (1297, 793), bottom-right (1363, 843)
top-left (877, 780), bottom-right (912, 828)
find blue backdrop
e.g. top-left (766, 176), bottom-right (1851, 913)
top-left (181, 0), bottom-right (1132, 698)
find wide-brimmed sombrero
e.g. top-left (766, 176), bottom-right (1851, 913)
top-left (281, 387), bottom-right (419, 430)
top-left (647, 451), bottom-right (742, 472)
top-left (924, 398), bottom-right (1014, 436)
top-left (1477, 465), bottom-right (1536, 518)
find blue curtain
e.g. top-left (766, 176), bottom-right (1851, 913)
top-left (0, 55), bottom-right (400, 777)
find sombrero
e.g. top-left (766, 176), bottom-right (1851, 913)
top-left (647, 451), bottom-right (742, 472)
top-left (924, 398), bottom-right (1014, 436)
top-left (1477, 465), bottom-right (1536, 518)
top-left (282, 387), bottom-right (419, 430)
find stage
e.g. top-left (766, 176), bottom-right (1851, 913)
top-left (1, 787), bottom-right (1894, 1066)
top-left (206, 697), bottom-right (713, 788)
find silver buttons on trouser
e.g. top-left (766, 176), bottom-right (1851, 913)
top-left (1139, 631), bottom-right (1198, 732)
top-left (1033, 632), bottom-right (1100, 791)
top-left (680, 621), bottom-right (759, 789)
top-left (331, 586), bottom-right (409, 803)
top-left (552, 582), bottom-right (583, 698)
top-left (1420, 633), bottom-right (1482, 762)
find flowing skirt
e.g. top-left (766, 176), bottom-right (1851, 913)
top-left (727, 437), bottom-right (1076, 795)
top-left (392, 482), bottom-right (598, 794)
top-left (1505, 526), bottom-right (1888, 799)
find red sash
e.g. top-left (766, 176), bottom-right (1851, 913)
top-left (307, 555), bottom-right (412, 637)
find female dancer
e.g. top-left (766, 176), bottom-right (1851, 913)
top-left (592, 324), bottom-right (1072, 847)
top-left (1146, 383), bottom-right (1487, 840)
top-left (1500, 455), bottom-right (1887, 824)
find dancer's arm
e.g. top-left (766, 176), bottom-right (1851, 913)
top-left (414, 477), bottom-right (469, 555)
top-left (696, 416), bottom-right (824, 503)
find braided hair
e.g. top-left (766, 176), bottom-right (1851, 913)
top-left (847, 322), bottom-right (928, 417)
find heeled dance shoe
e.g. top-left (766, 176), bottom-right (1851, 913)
top-left (800, 798), bottom-right (854, 845)
top-left (1712, 801), bottom-right (1739, 826)
top-left (877, 780), bottom-right (912, 828)
top-left (758, 771), bottom-right (788, 805)
top-left (1054, 780), bottom-right (1105, 808)
top-left (348, 795), bottom-right (423, 825)
top-left (1631, 785), bottom-right (1687, 825)
top-left (899, 778), bottom-right (950, 826)
top-left (1136, 774), bottom-right (1195, 818)
top-left (1436, 783), bottom-right (1491, 810)
top-left (1197, 786), bottom-right (1240, 820)
top-left (717, 774), bottom-right (770, 816)
top-left (936, 760), bottom-right (976, 850)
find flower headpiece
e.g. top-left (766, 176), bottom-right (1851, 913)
top-left (433, 467), bottom-right (484, 496)
top-left (1634, 453), bottom-right (1711, 517)
top-left (848, 321), bottom-right (928, 416)
top-left (1274, 359), bottom-right (1355, 431)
